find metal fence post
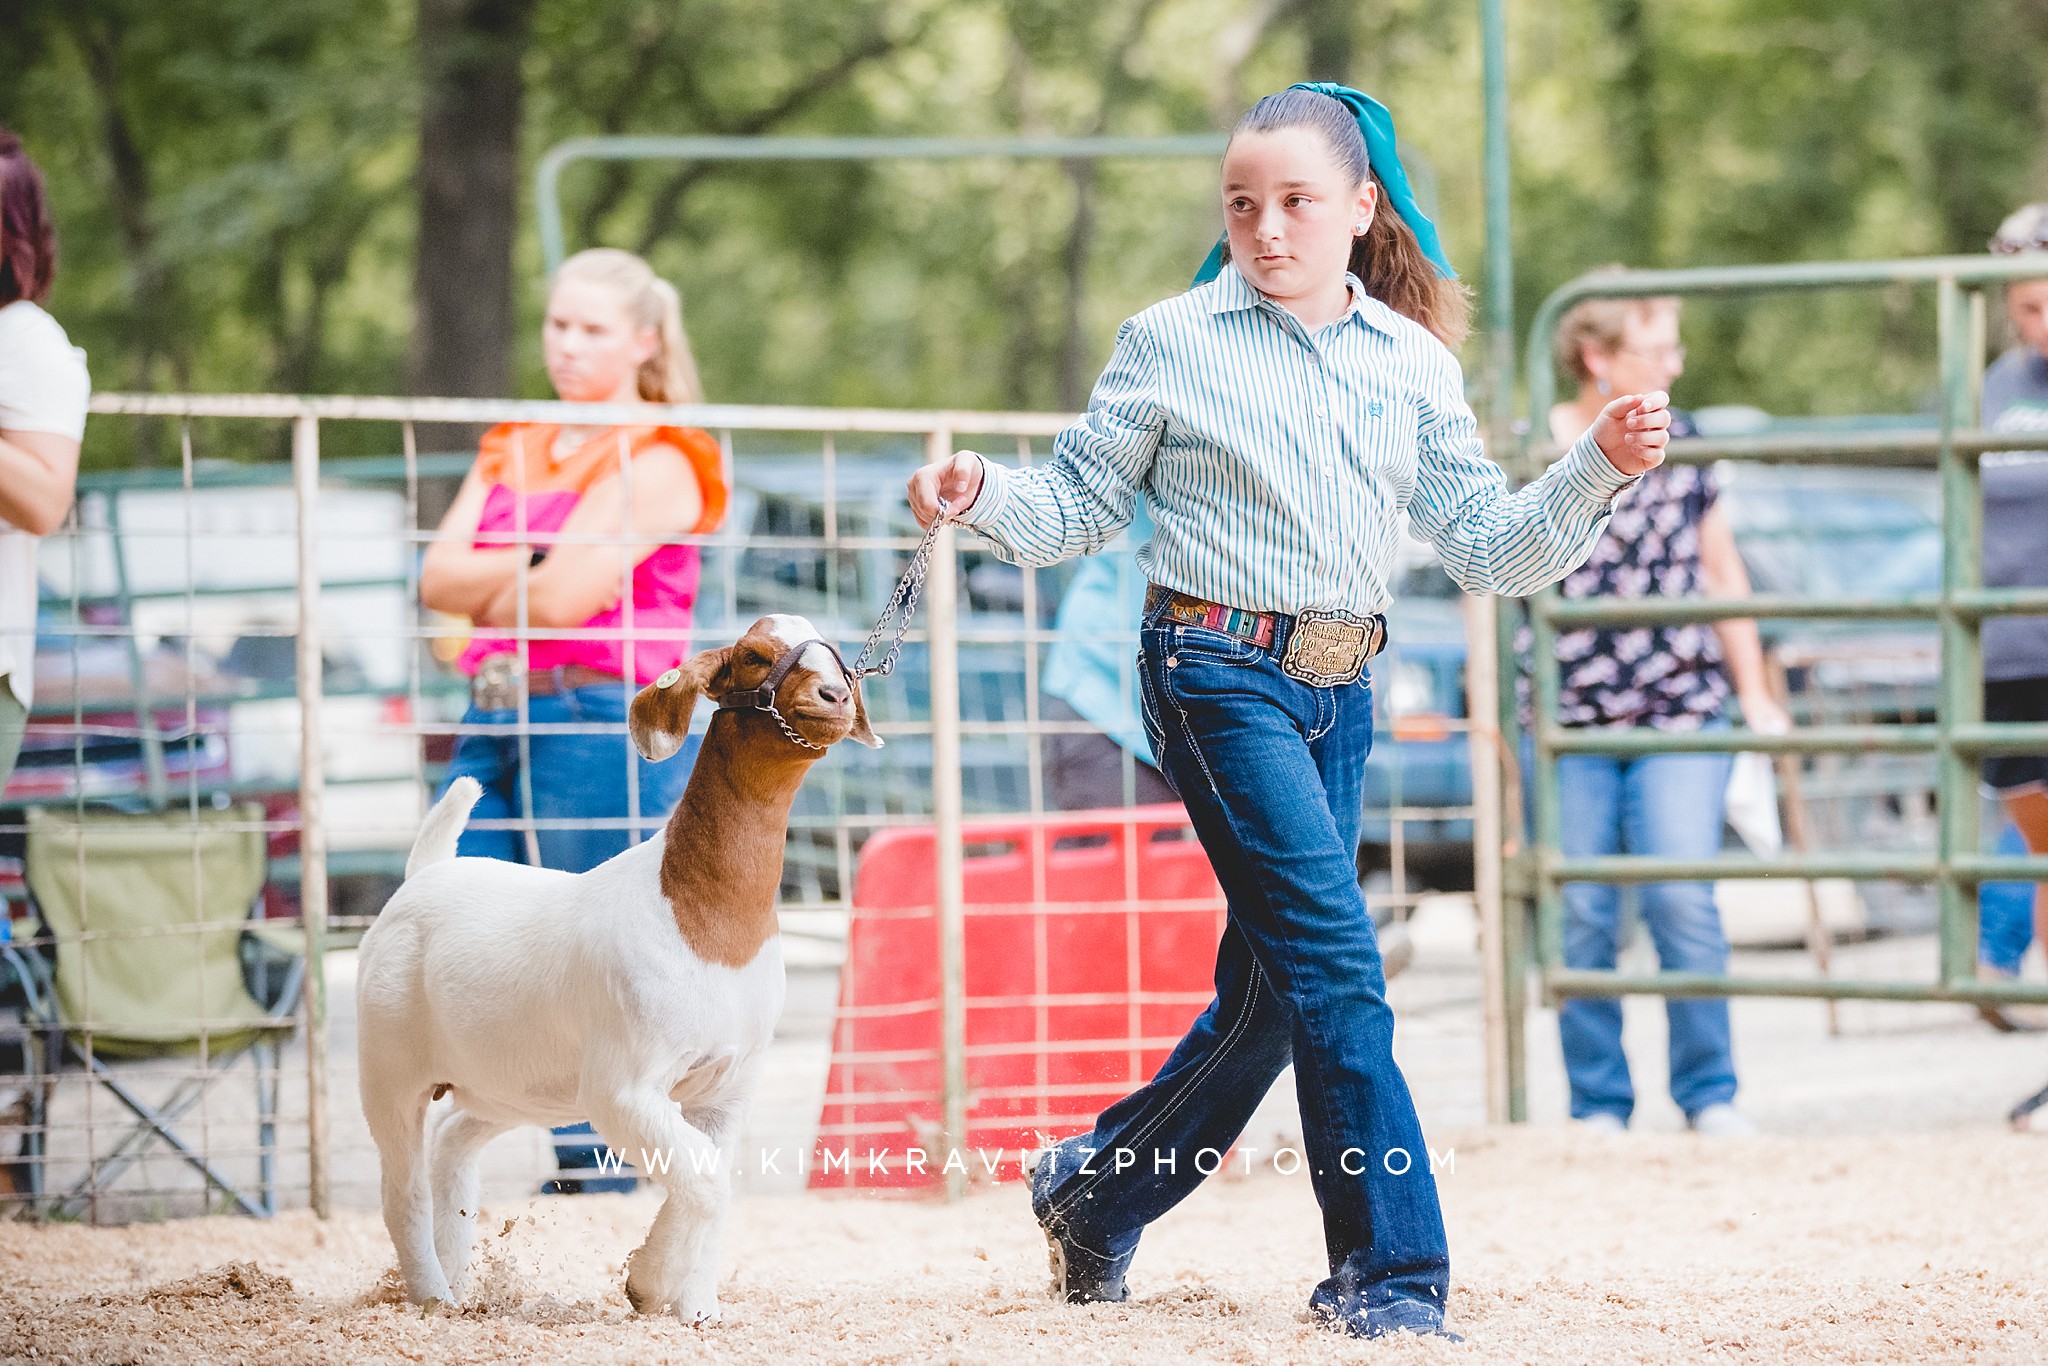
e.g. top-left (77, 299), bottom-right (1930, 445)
top-left (1494, 595), bottom-right (1532, 1121)
top-left (292, 412), bottom-right (332, 1219)
top-left (1935, 275), bottom-right (1983, 989)
top-left (1528, 588), bottom-right (1567, 984)
top-left (925, 429), bottom-right (969, 1201)
top-left (1463, 593), bottom-right (1511, 1123)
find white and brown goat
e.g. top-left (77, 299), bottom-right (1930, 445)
top-left (355, 614), bottom-right (877, 1324)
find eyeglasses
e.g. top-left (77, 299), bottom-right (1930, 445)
top-left (1616, 345), bottom-right (1686, 366)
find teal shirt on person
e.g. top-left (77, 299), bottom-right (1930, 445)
top-left (1041, 501), bottom-right (1157, 767)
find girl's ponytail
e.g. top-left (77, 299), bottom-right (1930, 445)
top-left (1350, 183), bottom-right (1470, 350)
top-left (643, 274), bottom-right (703, 404)
top-left (552, 247), bottom-right (705, 403)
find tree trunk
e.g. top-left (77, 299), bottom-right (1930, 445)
top-left (1297, 0), bottom-right (1354, 84)
top-left (74, 14), bottom-right (178, 462)
top-left (410, 0), bottom-right (537, 412)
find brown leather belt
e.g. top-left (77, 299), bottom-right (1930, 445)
top-left (1146, 585), bottom-right (1387, 687)
top-left (1147, 584), bottom-right (1282, 647)
top-left (469, 653), bottom-right (624, 709)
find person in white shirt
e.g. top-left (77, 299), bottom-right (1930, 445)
top-left (0, 127), bottom-right (89, 792)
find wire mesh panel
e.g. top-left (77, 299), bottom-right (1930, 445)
top-left (2, 420), bottom-right (311, 1221)
top-left (0, 394), bottom-right (1484, 1218)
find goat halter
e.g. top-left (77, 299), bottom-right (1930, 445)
top-left (711, 638), bottom-right (854, 752)
top-left (677, 498), bottom-right (954, 753)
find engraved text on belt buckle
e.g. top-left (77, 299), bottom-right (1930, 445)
top-left (1280, 608), bottom-right (1380, 687)
top-left (471, 653), bottom-right (523, 710)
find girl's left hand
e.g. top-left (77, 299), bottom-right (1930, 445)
top-left (1589, 390), bottom-right (1672, 476)
top-left (1740, 690), bottom-right (1793, 737)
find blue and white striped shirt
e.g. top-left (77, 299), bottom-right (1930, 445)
top-left (957, 264), bottom-right (1636, 615)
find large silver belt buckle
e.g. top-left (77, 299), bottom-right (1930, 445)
top-left (471, 652), bottom-right (523, 710)
top-left (1280, 608), bottom-right (1381, 687)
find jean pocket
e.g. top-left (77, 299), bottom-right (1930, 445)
top-left (1167, 623), bottom-right (1265, 667)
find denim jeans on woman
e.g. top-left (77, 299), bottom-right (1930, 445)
top-left (1028, 600), bottom-right (1451, 1337)
top-left (436, 681), bottom-right (698, 1190)
top-left (1553, 730), bottom-right (1738, 1123)
top-left (440, 682), bottom-right (695, 870)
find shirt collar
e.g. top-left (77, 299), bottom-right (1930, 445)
top-left (1202, 263), bottom-right (1399, 338)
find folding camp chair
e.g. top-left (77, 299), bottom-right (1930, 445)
top-left (19, 803), bottom-right (303, 1219)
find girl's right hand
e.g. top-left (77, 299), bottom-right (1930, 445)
top-left (906, 450), bottom-right (985, 528)
top-left (1589, 390), bottom-right (1672, 476)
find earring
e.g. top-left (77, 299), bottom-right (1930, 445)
top-left (1595, 377), bottom-right (1612, 397)
top-left (1354, 222), bottom-right (1369, 235)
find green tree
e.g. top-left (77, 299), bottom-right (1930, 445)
top-left (6, 0), bottom-right (2046, 470)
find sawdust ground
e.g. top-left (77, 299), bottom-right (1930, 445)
top-left (3, 1127), bottom-right (2044, 1365)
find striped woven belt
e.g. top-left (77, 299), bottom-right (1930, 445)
top-left (1145, 585), bottom-right (1280, 649)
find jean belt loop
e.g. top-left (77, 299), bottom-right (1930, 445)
top-left (551, 664), bottom-right (567, 697)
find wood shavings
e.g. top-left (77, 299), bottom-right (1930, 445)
top-left (0, 1129), bottom-right (2042, 1364)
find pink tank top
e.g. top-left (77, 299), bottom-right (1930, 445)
top-left (455, 423), bottom-right (728, 684)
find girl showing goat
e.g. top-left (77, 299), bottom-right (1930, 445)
top-left (908, 83), bottom-right (1672, 1340)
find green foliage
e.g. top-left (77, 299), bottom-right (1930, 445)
top-left (5, 0), bottom-right (2045, 468)
top-left (4, 0), bottom-right (414, 461)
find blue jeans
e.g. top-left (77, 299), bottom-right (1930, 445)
top-left (1030, 604), bottom-right (1451, 1332)
top-left (437, 681), bottom-right (698, 1190)
top-left (1555, 737), bottom-right (1738, 1122)
top-left (1980, 822), bottom-right (2037, 975)
top-left (440, 684), bottom-right (695, 872)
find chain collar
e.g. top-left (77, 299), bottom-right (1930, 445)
top-left (699, 499), bottom-right (956, 753)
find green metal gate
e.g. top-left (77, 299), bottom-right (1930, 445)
top-left (1500, 253), bottom-right (2048, 1122)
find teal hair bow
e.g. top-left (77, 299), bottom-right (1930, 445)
top-left (1193, 81), bottom-right (1456, 286)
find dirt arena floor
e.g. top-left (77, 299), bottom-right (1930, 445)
top-left (4, 1127), bottom-right (2044, 1365)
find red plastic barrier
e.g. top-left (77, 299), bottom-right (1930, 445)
top-left (811, 805), bottom-right (1226, 1190)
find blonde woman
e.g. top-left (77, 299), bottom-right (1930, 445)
top-left (419, 249), bottom-right (726, 1192)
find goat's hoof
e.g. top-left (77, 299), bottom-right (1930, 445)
top-left (623, 1278), bottom-right (653, 1315)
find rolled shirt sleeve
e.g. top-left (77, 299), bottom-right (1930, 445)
top-left (954, 317), bottom-right (1165, 567)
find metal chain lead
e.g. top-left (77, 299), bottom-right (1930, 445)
top-left (726, 506), bottom-right (951, 750)
top-left (764, 707), bottom-right (827, 751)
top-left (848, 497), bottom-right (951, 683)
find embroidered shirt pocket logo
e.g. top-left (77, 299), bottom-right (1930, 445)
top-left (1366, 399), bottom-right (1385, 419)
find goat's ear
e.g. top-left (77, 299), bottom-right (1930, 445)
top-left (630, 647), bottom-right (730, 762)
top-left (847, 676), bottom-right (882, 749)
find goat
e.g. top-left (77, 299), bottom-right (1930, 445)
top-left (355, 613), bottom-right (878, 1324)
